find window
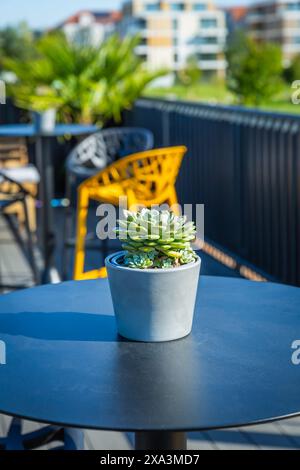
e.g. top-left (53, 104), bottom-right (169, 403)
top-left (129, 18), bottom-right (146, 34)
top-left (170, 3), bottom-right (184, 11)
top-left (137, 18), bottom-right (146, 28)
top-left (174, 53), bottom-right (179, 63)
top-left (139, 37), bottom-right (147, 46)
top-left (145, 2), bottom-right (160, 11)
top-left (293, 36), bottom-right (300, 44)
top-left (200, 36), bottom-right (218, 44)
top-left (191, 36), bottom-right (218, 45)
top-left (198, 53), bottom-right (217, 61)
top-left (172, 19), bottom-right (178, 30)
top-left (173, 37), bottom-right (178, 46)
top-left (193, 3), bottom-right (206, 11)
top-left (200, 18), bottom-right (218, 28)
top-left (286, 3), bottom-right (300, 10)
top-left (74, 28), bottom-right (92, 46)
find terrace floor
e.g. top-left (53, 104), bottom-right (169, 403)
top-left (1, 409), bottom-right (300, 450)
top-left (1, 213), bottom-right (300, 450)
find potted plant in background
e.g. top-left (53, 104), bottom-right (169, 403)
top-left (106, 209), bottom-right (201, 342)
top-left (32, 107), bottom-right (57, 134)
top-left (3, 33), bottom-right (166, 127)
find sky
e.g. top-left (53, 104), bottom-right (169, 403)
top-left (0, 0), bottom-right (251, 30)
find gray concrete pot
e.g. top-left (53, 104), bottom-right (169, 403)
top-left (33, 109), bottom-right (56, 133)
top-left (105, 251), bottom-right (201, 342)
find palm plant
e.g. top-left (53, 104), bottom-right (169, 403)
top-left (4, 33), bottom-right (165, 125)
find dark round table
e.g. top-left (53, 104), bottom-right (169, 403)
top-left (0, 124), bottom-right (98, 283)
top-left (0, 276), bottom-right (300, 450)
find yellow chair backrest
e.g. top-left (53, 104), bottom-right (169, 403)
top-left (81, 146), bottom-right (187, 208)
top-left (74, 146), bottom-right (187, 280)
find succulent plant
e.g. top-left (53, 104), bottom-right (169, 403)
top-left (115, 209), bottom-right (197, 269)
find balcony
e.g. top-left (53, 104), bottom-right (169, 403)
top-left (198, 59), bottom-right (227, 70)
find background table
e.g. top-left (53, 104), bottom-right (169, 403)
top-left (0, 276), bottom-right (299, 450)
top-left (0, 124), bottom-right (98, 283)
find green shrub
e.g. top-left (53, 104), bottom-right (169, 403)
top-left (283, 54), bottom-right (300, 84)
top-left (226, 32), bottom-right (283, 105)
top-left (0, 22), bottom-right (36, 68)
top-left (176, 55), bottom-right (201, 87)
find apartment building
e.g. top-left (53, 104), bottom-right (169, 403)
top-left (225, 6), bottom-right (248, 36)
top-left (246, 0), bottom-right (300, 65)
top-left (57, 10), bottom-right (122, 46)
top-left (120, 0), bottom-right (227, 77)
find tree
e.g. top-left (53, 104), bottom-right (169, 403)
top-left (176, 55), bottom-right (201, 86)
top-left (4, 33), bottom-right (166, 125)
top-left (0, 22), bottom-right (36, 68)
top-left (283, 54), bottom-right (300, 84)
top-left (226, 32), bottom-right (283, 106)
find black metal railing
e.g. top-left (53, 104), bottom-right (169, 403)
top-left (124, 98), bottom-right (300, 286)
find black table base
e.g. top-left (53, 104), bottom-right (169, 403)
top-left (0, 418), bottom-right (84, 450)
top-left (135, 432), bottom-right (187, 450)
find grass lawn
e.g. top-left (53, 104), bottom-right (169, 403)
top-left (144, 82), bottom-right (300, 116)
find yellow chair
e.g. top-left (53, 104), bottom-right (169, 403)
top-left (73, 146), bottom-right (187, 280)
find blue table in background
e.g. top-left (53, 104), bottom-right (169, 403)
top-left (0, 124), bottom-right (98, 283)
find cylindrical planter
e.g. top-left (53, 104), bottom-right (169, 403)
top-left (106, 251), bottom-right (201, 342)
top-left (32, 109), bottom-right (56, 134)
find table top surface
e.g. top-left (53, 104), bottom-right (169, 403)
top-left (0, 276), bottom-right (299, 432)
top-left (0, 124), bottom-right (98, 137)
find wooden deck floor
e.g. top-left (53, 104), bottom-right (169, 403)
top-left (0, 217), bottom-right (35, 293)
top-left (1, 215), bottom-right (300, 450)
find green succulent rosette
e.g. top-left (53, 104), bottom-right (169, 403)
top-left (115, 209), bottom-right (197, 269)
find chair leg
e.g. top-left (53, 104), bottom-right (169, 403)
top-left (60, 428), bottom-right (85, 450)
top-left (7, 187), bottom-right (37, 233)
top-left (73, 187), bottom-right (90, 280)
top-left (22, 197), bottom-right (40, 285)
top-left (0, 418), bottom-right (24, 450)
top-left (26, 194), bottom-right (37, 234)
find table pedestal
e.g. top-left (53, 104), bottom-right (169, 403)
top-left (135, 431), bottom-right (187, 450)
top-left (35, 136), bottom-right (60, 284)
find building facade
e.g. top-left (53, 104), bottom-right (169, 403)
top-left (225, 6), bottom-right (248, 36)
top-left (246, 0), bottom-right (300, 65)
top-left (58, 10), bottom-right (121, 46)
top-left (120, 0), bottom-right (227, 77)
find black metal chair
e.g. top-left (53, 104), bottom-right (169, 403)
top-left (0, 169), bottom-right (40, 287)
top-left (62, 127), bottom-right (154, 279)
top-left (66, 127), bottom-right (154, 180)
